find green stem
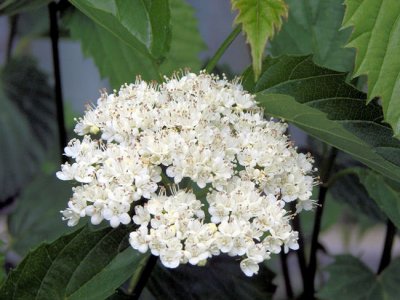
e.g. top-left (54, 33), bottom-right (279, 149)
top-left (161, 170), bottom-right (173, 188)
top-left (205, 25), bottom-right (241, 74)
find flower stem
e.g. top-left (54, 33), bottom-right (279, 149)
top-left (377, 219), bottom-right (396, 274)
top-left (304, 147), bottom-right (338, 299)
top-left (130, 254), bottom-right (158, 299)
top-left (48, 2), bottom-right (68, 164)
top-left (205, 25), bottom-right (241, 74)
top-left (280, 251), bottom-right (294, 299)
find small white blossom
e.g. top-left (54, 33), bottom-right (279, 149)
top-left (240, 258), bottom-right (260, 277)
top-left (57, 72), bottom-right (316, 276)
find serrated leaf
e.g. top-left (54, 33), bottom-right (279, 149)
top-left (64, 10), bottom-right (161, 88)
top-left (159, 0), bottom-right (206, 75)
top-left (349, 167), bottom-right (400, 230)
top-left (69, 0), bottom-right (170, 62)
top-left (8, 173), bottom-right (76, 256)
top-left (65, 0), bottom-right (205, 87)
top-left (0, 225), bottom-right (140, 300)
top-left (318, 255), bottom-right (400, 299)
top-left (0, 0), bottom-right (50, 15)
top-left (0, 57), bottom-right (56, 201)
top-left (270, 0), bottom-right (355, 72)
top-left (242, 55), bottom-right (400, 183)
top-left (231, 0), bottom-right (288, 80)
top-left (342, 0), bottom-right (400, 138)
top-left (148, 255), bottom-right (276, 299)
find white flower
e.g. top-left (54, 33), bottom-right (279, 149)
top-left (129, 225), bottom-right (150, 253)
top-left (240, 258), bottom-right (260, 277)
top-left (56, 162), bottom-right (77, 181)
top-left (132, 206), bottom-right (151, 225)
top-left (159, 249), bottom-right (182, 268)
top-left (57, 71), bottom-right (317, 276)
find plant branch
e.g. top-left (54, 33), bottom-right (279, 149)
top-left (377, 219), bottom-right (396, 274)
top-left (280, 251), bottom-right (294, 299)
top-left (290, 203), bottom-right (307, 292)
top-left (205, 25), bottom-right (241, 74)
top-left (48, 2), bottom-right (68, 164)
top-left (6, 14), bottom-right (18, 62)
top-left (304, 147), bottom-right (338, 299)
top-left (130, 254), bottom-right (158, 299)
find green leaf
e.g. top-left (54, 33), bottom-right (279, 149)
top-left (65, 0), bottom-right (205, 87)
top-left (0, 0), bottom-right (50, 15)
top-left (69, 0), bottom-right (170, 62)
top-left (0, 57), bottom-right (56, 201)
top-left (349, 167), bottom-right (400, 230)
top-left (329, 172), bottom-right (386, 223)
top-left (68, 249), bottom-right (146, 300)
top-left (231, 0), bottom-right (288, 80)
top-left (324, 149), bottom-right (386, 223)
top-left (0, 225), bottom-right (140, 300)
top-left (318, 255), bottom-right (400, 299)
top-left (342, 0), bottom-right (400, 138)
top-left (270, 0), bottom-right (355, 72)
top-left (159, 0), bottom-right (206, 75)
top-left (243, 55), bottom-right (400, 183)
top-left (64, 10), bottom-right (161, 88)
top-left (148, 255), bottom-right (276, 299)
top-left (8, 173), bottom-right (76, 256)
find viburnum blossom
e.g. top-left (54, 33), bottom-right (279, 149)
top-left (57, 72), bottom-right (316, 276)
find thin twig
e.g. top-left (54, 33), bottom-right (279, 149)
top-left (48, 2), bottom-right (68, 164)
top-left (304, 147), bottom-right (338, 299)
top-left (280, 251), bottom-right (294, 299)
top-left (377, 219), bottom-right (396, 274)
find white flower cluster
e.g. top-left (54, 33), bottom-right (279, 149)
top-left (57, 72), bottom-right (316, 276)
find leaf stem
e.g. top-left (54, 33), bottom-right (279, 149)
top-left (205, 25), bottom-right (241, 74)
top-left (304, 147), bottom-right (338, 299)
top-left (377, 219), bottom-right (396, 274)
top-left (48, 2), bottom-right (68, 164)
top-left (130, 254), bottom-right (158, 299)
top-left (280, 251), bottom-right (294, 299)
